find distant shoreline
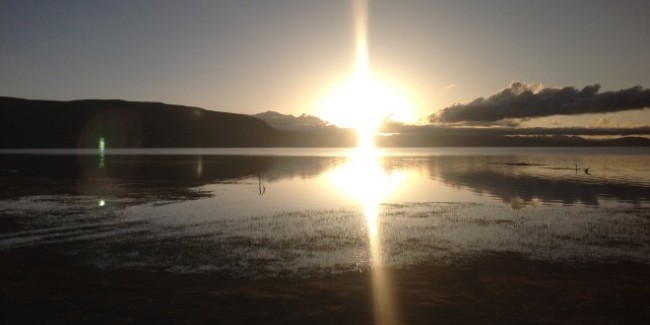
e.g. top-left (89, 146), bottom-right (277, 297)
top-left (2, 97), bottom-right (649, 148)
top-left (2, 146), bottom-right (650, 155)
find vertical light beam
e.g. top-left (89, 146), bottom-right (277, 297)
top-left (353, 0), bottom-right (374, 149)
top-left (354, 0), bottom-right (369, 79)
top-left (352, 2), bottom-right (398, 323)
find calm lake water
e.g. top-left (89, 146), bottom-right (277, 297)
top-left (1, 147), bottom-right (649, 277)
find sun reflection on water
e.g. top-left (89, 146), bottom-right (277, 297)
top-left (328, 147), bottom-right (404, 324)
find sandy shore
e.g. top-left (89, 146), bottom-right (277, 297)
top-left (1, 245), bottom-right (648, 324)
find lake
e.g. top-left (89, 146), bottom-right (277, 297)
top-left (2, 147), bottom-right (648, 277)
top-left (2, 146), bottom-right (650, 323)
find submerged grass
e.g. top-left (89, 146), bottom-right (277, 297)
top-left (3, 195), bottom-right (647, 277)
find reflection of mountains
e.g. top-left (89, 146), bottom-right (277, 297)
top-left (0, 154), bottom-right (346, 199)
top-left (5, 153), bottom-right (650, 206)
top-left (262, 157), bottom-right (345, 181)
top-left (437, 166), bottom-right (650, 206)
top-left (0, 154), bottom-right (272, 181)
top-left (0, 154), bottom-right (277, 200)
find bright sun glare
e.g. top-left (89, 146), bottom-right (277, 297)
top-left (326, 148), bottom-right (404, 325)
top-left (317, 74), bottom-right (415, 147)
top-left (322, 2), bottom-right (403, 323)
top-left (316, 0), bottom-right (415, 148)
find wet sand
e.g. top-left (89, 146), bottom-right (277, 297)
top-left (1, 245), bottom-right (648, 324)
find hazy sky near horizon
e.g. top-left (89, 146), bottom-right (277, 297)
top-left (2, 0), bottom-right (649, 127)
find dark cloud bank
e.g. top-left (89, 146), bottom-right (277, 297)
top-left (431, 82), bottom-right (650, 123)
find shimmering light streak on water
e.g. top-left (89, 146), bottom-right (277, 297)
top-left (328, 145), bottom-right (401, 324)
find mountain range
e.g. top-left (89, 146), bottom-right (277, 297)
top-left (0, 97), bottom-right (277, 148)
top-left (252, 111), bottom-right (332, 131)
top-left (1, 97), bottom-right (648, 148)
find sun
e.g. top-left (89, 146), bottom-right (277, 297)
top-left (315, 0), bottom-right (415, 148)
top-left (316, 72), bottom-right (415, 148)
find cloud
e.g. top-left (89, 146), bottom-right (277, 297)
top-left (444, 83), bottom-right (457, 91)
top-left (431, 82), bottom-right (650, 123)
top-left (383, 124), bottom-right (650, 136)
top-left (451, 119), bottom-right (522, 128)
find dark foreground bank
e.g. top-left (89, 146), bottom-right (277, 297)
top-left (1, 245), bottom-right (648, 324)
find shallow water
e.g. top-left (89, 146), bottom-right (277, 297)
top-left (1, 147), bottom-right (649, 276)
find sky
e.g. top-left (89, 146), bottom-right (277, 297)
top-left (2, 0), bottom-right (650, 128)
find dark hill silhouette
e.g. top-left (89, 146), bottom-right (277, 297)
top-left (0, 97), bottom-right (279, 148)
top-left (1, 97), bottom-right (648, 148)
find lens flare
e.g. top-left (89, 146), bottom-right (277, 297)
top-left (316, 0), bottom-right (415, 149)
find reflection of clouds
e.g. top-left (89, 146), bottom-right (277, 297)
top-left (422, 154), bottom-right (650, 206)
top-left (263, 157), bottom-right (345, 182)
top-left (438, 168), bottom-right (650, 206)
